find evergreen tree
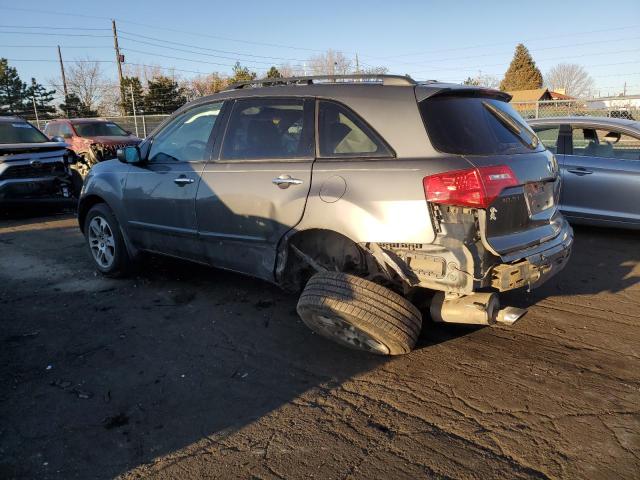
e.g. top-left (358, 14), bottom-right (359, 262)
top-left (0, 58), bottom-right (28, 115)
top-left (500, 44), bottom-right (543, 91)
top-left (59, 93), bottom-right (98, 118)
top-left (228, 62), bottom-right (257, 84)
top-left (463, 76), bottom-right (480, 86)
top-left (144, 76), bottom-right (187, 114)
top-left (120, 76), bottom-right (145, 115)
top-left (266, 66), bottom-right (282, 79)
top-left (26, 78), bottom-right (57, 119)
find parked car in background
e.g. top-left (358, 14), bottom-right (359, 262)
top-left (78, 75), bottom-right (573, 355)
top-left (0, 116), bottom-right (78, 208)
top-left (529, 116), bottom-right (640, 229)
top-left (44, 118), bottom-right (141, 176)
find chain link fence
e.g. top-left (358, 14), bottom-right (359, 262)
top-left (511, 99), bottom-right (639, 120)
top-left (28, 96), bottom-right (639, 139)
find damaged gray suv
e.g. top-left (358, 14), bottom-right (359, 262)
top-left (78, 75), bottom-right (573, 355)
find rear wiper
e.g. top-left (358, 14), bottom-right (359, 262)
top-left (482, 101), bottom-right (538, 149)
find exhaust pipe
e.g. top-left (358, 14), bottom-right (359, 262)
top-left (430, 292), bottom-right (527, 326)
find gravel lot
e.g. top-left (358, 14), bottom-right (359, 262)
top-left (0, 212), bottom-right (638, 479)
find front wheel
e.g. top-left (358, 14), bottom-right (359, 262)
top-left (84, 203), bottom-right (130, 277)
top-left (297, 272), bottom-right (422, 355)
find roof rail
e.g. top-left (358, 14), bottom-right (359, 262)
top-left (228, 74), bottom-right (417, 90)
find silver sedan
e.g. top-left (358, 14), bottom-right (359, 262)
top-left (529, 116), bottom-right (640, 229)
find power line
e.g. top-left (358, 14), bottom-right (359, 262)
top-left (119, 31), bottom-right (308, 62)
top-left (0, 30), bottom-right (111, 38)
top-left (0, 44), bottom-right (112, 48)
top-left (393, 36), bottom-right (640, 68)
top-left (378, 24), bottom-right (640, 60)
top-left (120, 47), bottom-right (303, 69)
top-left (0, 25), bottom-right (110, 30)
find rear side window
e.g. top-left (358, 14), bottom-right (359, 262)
top-left (532, 125), bottom-right (560, 153)
top-left (0, 121), bottom-right (49, 144)
top-left (221, 98), bottom-right (313, 160)
top-left (419, 95), bottom-right (543, 155)
top-left (318, 101), bottom-right (391, 157)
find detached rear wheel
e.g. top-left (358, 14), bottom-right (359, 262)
top-left (84, 203), bottom-right (130, 277)
top-left (297, 272), bottom-right (422, 355)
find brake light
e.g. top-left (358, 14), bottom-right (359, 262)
top-left (423, 165), bottom-right (518, 209)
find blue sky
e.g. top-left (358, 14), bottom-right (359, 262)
top-left (1, 0), bottom-right (639, 97)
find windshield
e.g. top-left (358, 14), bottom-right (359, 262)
top-left (0, 121), bottom-right (49, 144)
top-left (419, 95), bottom-right (544, 155)
top-left (72, 121), bottom-right (128, 137)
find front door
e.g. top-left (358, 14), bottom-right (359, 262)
top-left (123, 102), bottom-right (224, 260)
top-left (196, 97), bottom-right (315, 281)
top-left (562, 126), bottom-right (640, 224)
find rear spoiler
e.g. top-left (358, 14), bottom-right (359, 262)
top-left (415, 85), bottom-right (511, 103)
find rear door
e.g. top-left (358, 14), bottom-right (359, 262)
top-left (420, 94), bottom-right (562, 256)
top-left (196, 97), bottom-right (315, 281)
top-left (562, 125), bottom-right (640, 224)
top-left (123, 102), bottom-right (223, 260)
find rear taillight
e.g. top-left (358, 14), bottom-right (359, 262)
top-left (423, 165), bottom-right (518, 209)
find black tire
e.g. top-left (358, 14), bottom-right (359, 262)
top-left (297, 272), bottom-right (422, 355)
top-left (84, 203), bottom-right (130, 277)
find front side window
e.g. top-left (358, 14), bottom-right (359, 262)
top-left (148, 102), bottom-right (223, 163)
top-left (58, 123), bottom-right (74, 138)
top-left (221, 98), bottom-right (312, 160)
top-left (572, 127), bottom-right (640, 160)
top-left (318, 101), bottom-right (391, 157)
top-left (0, 121), bottom-right (49, 144)
top-left (532, 125), bottom-right (560, 154)
top-left (419, 94), bottom-right (544, 155)
top-left (73, 121), bottom-right (128, 137)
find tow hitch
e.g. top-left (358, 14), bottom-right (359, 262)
top-left (430, 292), bottom-right (527, 326)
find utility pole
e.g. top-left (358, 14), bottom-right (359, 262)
top-left (355, 53), bottom-right (360, 74)
top-left (57, 45), bottom-right (69, 118)
top-left (112, 19), bottom-right (125, 115)
top-left (130, 84), bottom-right (139, 137)
top-left (57, 45), bottom-right (68, 98)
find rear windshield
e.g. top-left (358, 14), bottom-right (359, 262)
top-left (419, 95), bottom-right (543, 155)
top-left (0, 121), bottom-right (49, 144)
top-left (72, 121), bottom-right (128, 137)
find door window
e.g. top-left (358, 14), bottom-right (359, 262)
top-left (572, 127), bottom-right (640, 160)
top-left (532, 125), bottom-right (560, 154)
top-left (318, 101), bottom-right (391, 157)
top-left (58, 123), bottom-right (74, 138)
top-left (44, 123), bottom-right (58, 137)
top-left (149, 102), bottom-right (223, 163)
top-left (220, 98), bottom-right (312, 160)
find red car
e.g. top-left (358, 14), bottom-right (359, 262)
top-left (44, 119), bottom-right (141, 176)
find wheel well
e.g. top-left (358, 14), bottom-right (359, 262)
top-left (277, 229), bottom-right (368, 292)
top-left (78, 195), bottom-right (106, 232)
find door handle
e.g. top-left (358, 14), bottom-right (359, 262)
top-left (272, 175), bottom-right (303, 189)
top-left (567, 168), bottom-right (593, 176)
top-left (174, 176), bottom-right (195, 186)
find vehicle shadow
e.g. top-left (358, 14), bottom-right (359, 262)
top-left (501, 224), bottom-right (639, 308)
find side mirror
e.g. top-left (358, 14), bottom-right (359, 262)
top-left (117, 145), bottom-right (142, 164)
top-left (51, 136), bottom-right (66, 143)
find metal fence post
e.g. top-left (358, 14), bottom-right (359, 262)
top-left (130, 85), bottom-right (139, 137)
top-left (32, 96), bottom-right (40, 129)
top-left (535, 101), bottom-right (539, 119)
top-left (141, 115), bottom-right (147, 138)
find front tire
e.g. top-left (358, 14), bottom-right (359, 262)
top-left (297, 272), bottom-right (422, 355)
top-left (84, 203), bottom-right (130, 277)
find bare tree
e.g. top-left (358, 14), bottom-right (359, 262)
top-left (545, 63), bottom-right (595, 98)
top-left (184, 73), bottom-right (228, 99)
top-left (308, 50), bottom-right (353, 76)
top-left (63, 58), bottom-right (109, 112)
top-left (463, 72), bottom-right (500, 88)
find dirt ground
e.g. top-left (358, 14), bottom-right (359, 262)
top-left (0, 211), bottom-right (638, 480)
